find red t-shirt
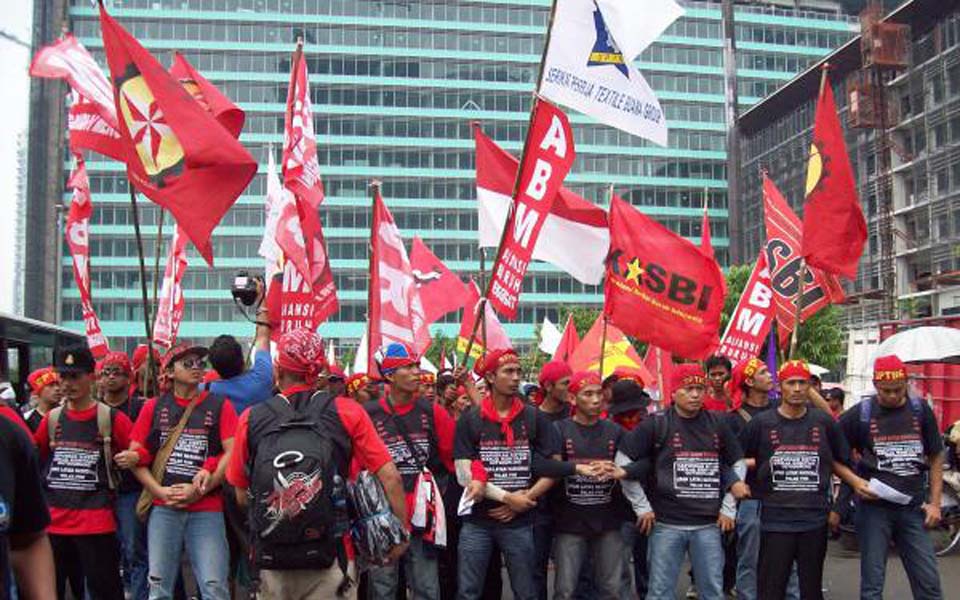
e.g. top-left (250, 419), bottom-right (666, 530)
top-left (227, 387), bottom-right (393, 490)
top-left (703, 390), bottom-right (731, 412)
top-left (130, 392), bottom-right (238, 512)
top-left (34, 405), bottom-right (133, 535)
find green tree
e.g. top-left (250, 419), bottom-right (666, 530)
top-left (424, 331), bottom-right (455, 368)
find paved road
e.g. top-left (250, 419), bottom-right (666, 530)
top-left (502, 539), bottom-right (960, 599)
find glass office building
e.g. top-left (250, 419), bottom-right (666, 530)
top-left (51, 0), bottom-right (857, 351)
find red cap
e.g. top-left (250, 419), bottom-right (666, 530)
top-left (328, 364), bottom-right (346, 380)
top-left (276, 329), bottom-right (325, 381)
top-left (420, 371), bottom-right (436, 385)
top-left (778, 359), bottom-right (811, 381)
top-left (132, 344), bottom-right (160, 372)
top-left (568, 371), bottom-right (602, 395)
top-left (670, 363), bottom-right (706, 396)
top-left (731, 357), bottom-right (765, 406)
top-left (538, 361), bottom-right (572, 387)
top-left (97, 351), bottom-right (132, 376)
top-left (346, 373), bottom-right (369, 395)
top-left (474, 349), bottom-right (520, 377)
top-left (27, 367), bottom-right (59, 394)
top-left (873, 355), bottom-right (907, 382)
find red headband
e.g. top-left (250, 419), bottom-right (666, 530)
top-left (420, 372), bottom-right (436, 385)
top-left (568, 371), bottom-right (602, 395)
top-left (731, 357), bottom-right (765, 405)
top-left (97, 351), bottom-right (132, 376)
top-left (28, 367), bottom-right (59, 394)
top-left (474, 349), bottom-right (520, 377)
top-left (538, 361), bottom-right (572, 387)
top-left (276, 329), bottom-right (325, 382)
top-left (346, 373), bottom-right (370, 395)
top-left (670, 364), bottom-right (706, 395)
top-left (778, 360), bottom-right (811, 381)
top-left (613, 366), bottom-right (646, 386)
top-left (874, 355), bottom-right (907, 382)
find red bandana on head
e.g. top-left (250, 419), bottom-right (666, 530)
top-left (670, 363), bottom-right (706, 396)
top-left (568, 371), bottom-right (601, 395)
top-left (778, 360), bottom-right (811, 381)
top-left (873, 355), bottom-right (907, 382)
top-left (538, 361), bottom-right (572, 387)
top-left (276, 329), bottom-right (325, 383)
top-left (474, 349), bottom-right (520, 378)
top-left (731, 357), bottom-right (765, 407)
top-left (346, 373), bottom-right (370, 395)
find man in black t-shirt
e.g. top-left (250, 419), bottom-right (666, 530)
top-left (620, 364), bottom-right (748, 600)
top-left (838, 355), bottom-right (944, 600)
top-left (453, 350), bottom-right (575, 600)
top-left (1, 409), bottom-right (55, 599)
top-left (741, 360), bottom-right (874, 600)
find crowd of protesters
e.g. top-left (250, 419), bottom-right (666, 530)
top-left (0, 310), bottom-right (950, 600)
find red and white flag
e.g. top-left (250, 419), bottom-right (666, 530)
top-left (65, 156), bottom-right (109, 358)
top-left (153, 226), bottom-right (188, 349)
top-left (282, 47), bottom-right (325, 209)
top-left (456, 279), bottom-right (513, 365)
top-left (475, 125), bottom-right (607, 287)
top-left (258, 149), bottom-right (284, 281)
top-left (30, 34), bottom-right (124, 161)
top-left (643, 345), bottom-right (674, 403)
top-left (717, 252), bottom-right (775, 366)
top-left (486, 100), bottom-right (576, 318)
top-left (763, 174), bottom-right (844, 346)
top-left (409, 237), bottom-right (469, 325)
top-left (368, 189), bottom-right (431, 373)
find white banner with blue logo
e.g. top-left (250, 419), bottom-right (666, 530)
top-left (540, 0), bottom-right (669, 146)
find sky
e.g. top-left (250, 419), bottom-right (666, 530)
top-left (0, 3), bottom-right (34, 314)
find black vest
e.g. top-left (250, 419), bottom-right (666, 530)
top-left (365, 398), bottom-right (446, 493)
top-left (43, 410), bottom-right (114, 510)
top-left (151, 392), bottom-right (226, 486)
top-left (553, 419), bottom-right (629, 534)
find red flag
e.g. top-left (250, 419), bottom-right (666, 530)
top-left (801, 71), bottom-right (866, 279)
top-left (169, 52), bottom-right (244, 138)
top-left (367, 189), bottom-right (431, 374)
top-left (604, 195), bottom-right (725, 360)
top-left (552, 314), bottom-right (580, 363)
top-left (717, 252), bottom-right (775, 366)
top-left (763, 174), bottom-right (845, 346)
top-left (643, 346), bottom-right (674, 402)
top-left (153, 226), bottom-right (188, 349)
top-left (99, 5), bottom-right (257, 266)
top-left (265, 255), bottom-right (336, 340)
top-left (456, 279), bottom-right (512, 365)
top-left (29, 34), bottom-right (124, 161)
top-left (487, 99), bottom-right (576, 318)
top-left (409, 237), bottom-right (469, 325)
top-left (282, 48), bottom-right (325, 209)
top-left (65, 156), bottom-right (109, 358)
top-left (568, 315), bottom-right (652, 383)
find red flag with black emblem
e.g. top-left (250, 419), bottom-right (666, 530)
top-left (99, 4), bottom-right (256, 266)
top-left (801, 70), bottom-right (866, 279)
top-left (169, 52), bottom-right (245, 138)
top-left (604, 194), bottom-right (725, 360)
top-left (409, 236), bottom-right (469, 326)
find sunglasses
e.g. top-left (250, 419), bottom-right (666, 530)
top-left (177, 358), bottom-right (207, 370)
top-left (100, 368), bottom-right (128, 377)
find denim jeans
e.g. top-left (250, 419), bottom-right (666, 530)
top-left (856, 501), bottom-right (943, 600)
top-left (619, 522), bottom-right (647, 600)
top-left (456, 520), bottom-right (536, 600)
top-left (116, 491), bottom-right (149, 600)
top-left (531, 509), bottom-right (553, 600)
top-left (736, 500), bottom-right (799, 600)
top-left (646, 523), bottom-right (723, 600)
top-left (147, 507), bottom-right (230, 600)
top-left (553, 530), bottom-right (624, 600)
top-left (368, 533), bottom-right (439, 600)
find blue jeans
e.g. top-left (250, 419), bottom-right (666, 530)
top-left (646, 523), bottom-right (723, 600)
top-left (736, 500), bottom-right (799, 600)
top-left (116, 491), bottom-right (149, 600)
top-left (368, 533), bottom-right (439, 599)
top-left (456, 521), bottom-right (536, 600)
top-left (147, 507), bottom-right (230, 600)
top-left (856, 501), bottom-right (943, 600)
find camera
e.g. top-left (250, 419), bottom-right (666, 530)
top-left (231, 270), bottom-right (264, 307)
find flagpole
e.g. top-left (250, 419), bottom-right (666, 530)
top-left (459, 248), bottom-right (489, 366)
top-left (128, 185), bottom-right (156, 387)
top-left (152, 208), bottom-right (165, 320)
top-left (367, 180), bottom-right (380, 373)
top-left (599, 314), bottom-right (609, 378)
top-left (481, 0), bottom-right (559, 301)
top-left (656, 347), bottom-right (666, 407)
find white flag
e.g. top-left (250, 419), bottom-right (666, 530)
top-left (540, 0), bottom-right (668, 146)
top-left (258, 148), bottom-right (284, 281)
top-left (420, 355), bottom-right (439, 374)
top-left (539, 316), bottom-right (563, 355)
top-left (353, 331), bottom-right (368, 376)
top-left (596, 0), bottom-right (684, 62)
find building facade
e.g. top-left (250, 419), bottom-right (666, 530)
top-left (739, 0), bottom-right (960, 328)
top-left (29, 0), bottom-right (857, 352)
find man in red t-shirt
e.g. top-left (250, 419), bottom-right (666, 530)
top-left (704, 354), bottom-right (734, 412)
top-left (227, 329), bottom-right (407, 599)
top-left (121, 343), bottom-right (237, 600)
top-left (35, 343), bottom-right (132, 600)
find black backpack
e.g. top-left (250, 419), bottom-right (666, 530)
top-left (248, 391), bottom-right (348, 570)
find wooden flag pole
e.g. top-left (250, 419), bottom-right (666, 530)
top-left (128, 185), bottom-right (156, 389)
top-left (656, 347), bottom-right (666, 406)
top-left (152, 209), bottom-right (165, 319)
top-left (367, 180), bottom-right (381, 373)
top-left (459, 249), bottom-right (487, 367)
top-left (598, 314), bottom-right (609, 379)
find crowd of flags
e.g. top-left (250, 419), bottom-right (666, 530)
top-left (27, 0), bottom-right (867, 381)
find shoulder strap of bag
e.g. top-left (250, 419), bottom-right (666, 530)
top-left (97, 403), bottom-right (117, 491)
top-left (737, 407), bottom-right (752, 423)
top-left (148, 394), bottom-right (202, 488)
top-left (47, 406), bottom-right (64, 449)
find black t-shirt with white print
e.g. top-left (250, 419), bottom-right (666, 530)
top-left (621, 408), bottom-right (743, 526)
top-left (454, 404), bottom-right (560, 526)
top-left (741, 407), bottom-right (850, 532)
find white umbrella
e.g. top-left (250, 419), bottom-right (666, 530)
top-left (874, 326), bottom-right (960, 364)
top-left (808, 363), bottom-right (830, 377)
